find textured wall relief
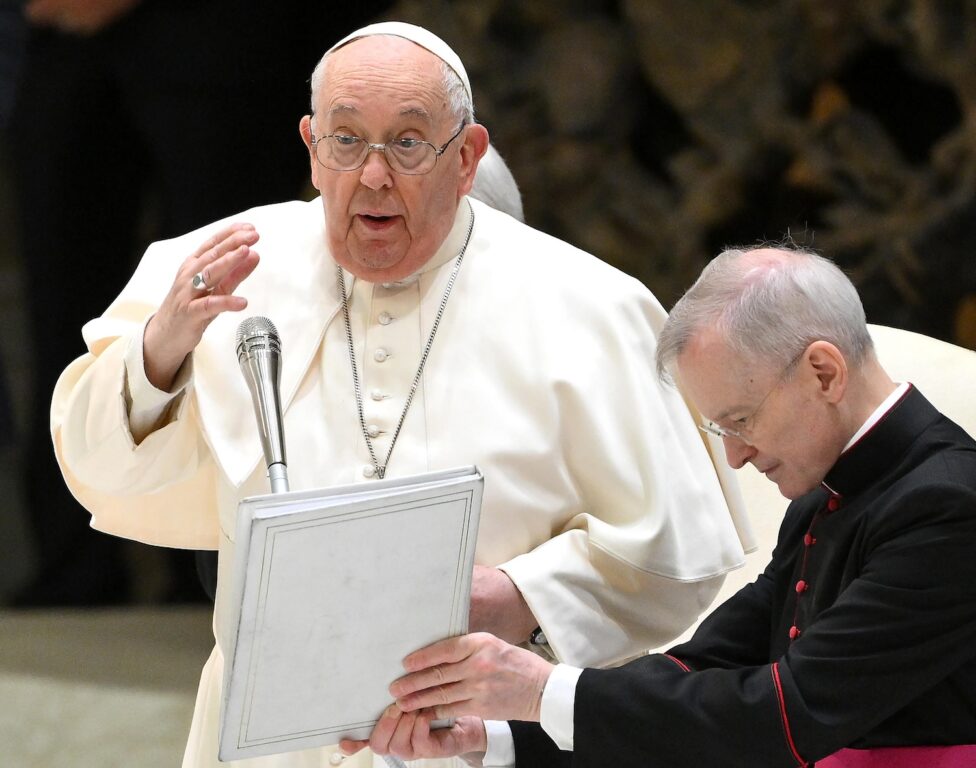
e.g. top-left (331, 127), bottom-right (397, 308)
top-left (390, 0), bottom-right (976, 347)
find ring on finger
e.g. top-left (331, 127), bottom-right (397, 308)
top-left (191, 271), bottom-right (213, 292)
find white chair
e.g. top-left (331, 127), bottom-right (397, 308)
top-left (868, 323), bottom-right (976, 437)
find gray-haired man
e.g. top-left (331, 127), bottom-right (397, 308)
top-left (365, 244), bottom-right (976, 768)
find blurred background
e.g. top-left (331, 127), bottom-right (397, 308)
top-left (1, 0), bottom-right (974, 764)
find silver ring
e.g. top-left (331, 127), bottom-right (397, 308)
top-left (191, 272), bottom-right (211, 292)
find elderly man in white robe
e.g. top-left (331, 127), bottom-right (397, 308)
top-left (51, 21), bottom-right (752, 768)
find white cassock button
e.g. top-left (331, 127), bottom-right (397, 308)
top-left (373, 348), bottom-right (389, 362)
top-left (370, 389), bottom-right (384, 401)
top-left (367, 424), bottom-right (380, 438)
top-left (329, 752), bottom-right (345, 765)
top-left (363, 464), bottom-right (376, 478)
top-left (378, 311), bottom-right (393, 325)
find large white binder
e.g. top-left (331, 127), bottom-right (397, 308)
top-left (218, 466), bottom-right (483, 761)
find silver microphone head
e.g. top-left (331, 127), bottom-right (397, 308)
top-left (236, 316), bottom-right (281, 362)
top-left (236, 316), bottom-right (288, 492)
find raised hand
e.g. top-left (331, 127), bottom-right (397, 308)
top-left (390, 632), bottom-right (554, 723)
top-left (142, 223), bottom-right (260, 391)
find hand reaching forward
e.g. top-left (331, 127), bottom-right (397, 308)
top-left (143, 223), bottom-right (260, 391)
top-left (390, 632), bottom-right (555, 723)
top-left (339, 707), bottom-right (487, 762)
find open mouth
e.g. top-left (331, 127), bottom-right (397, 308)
top-left (357, 213), bottom-right (398, 230)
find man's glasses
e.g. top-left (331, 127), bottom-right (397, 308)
top-left (310, 122), bottom-right (467, 176)
top-left (699, 350), bottom-right (805, 443)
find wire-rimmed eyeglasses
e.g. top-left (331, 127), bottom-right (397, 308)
top-left (309, 121), bottom-right (467, 175)
top-left (698, 350), bottom-right (805, 443)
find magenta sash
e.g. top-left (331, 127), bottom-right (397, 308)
top-left (818, 745), bottom-right (976, 767)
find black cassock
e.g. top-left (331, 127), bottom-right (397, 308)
top-left (512, 386), bottom-right (976, 767)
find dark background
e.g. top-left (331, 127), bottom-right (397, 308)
top-left (406, 0), bottom-right (976, 347)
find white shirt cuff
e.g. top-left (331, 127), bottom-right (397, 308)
top-left (123, 320), bottom-right (191, 443)
top-left (540, 663), bottom-right (582, 751)
top-left (482, 719), bottom-right (516, 767)
top-left (469, 664), bottom-right (582, 766)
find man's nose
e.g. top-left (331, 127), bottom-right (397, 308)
top-left (359, 148), bottom-right (394, 190)
top-left (722, 434), bottom-right (756, 469)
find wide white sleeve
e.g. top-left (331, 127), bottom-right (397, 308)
top-left (52, 329), bottom-right (220, 549)
top-left (499, 284), bottom-right (746, 667)
top-left (123, 319), bottom-right (193, 443)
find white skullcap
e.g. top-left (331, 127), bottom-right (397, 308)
top-left (326, 21), bottom-right (472, 103)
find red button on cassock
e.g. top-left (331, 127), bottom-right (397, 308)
top-left (789, 625), bottom-right (801, 639)
top-left (804, 533), bottom-right (816, 546)
top-left (827, 496), bottom-right (840, 511)
top-left (795, 580), bottom-right (808, 593)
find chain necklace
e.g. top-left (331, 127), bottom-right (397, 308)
top-left (338, 202), bottom-right (475, 479)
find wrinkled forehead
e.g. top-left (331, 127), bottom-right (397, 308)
top-left (317, 38), bottom-right (449, 125)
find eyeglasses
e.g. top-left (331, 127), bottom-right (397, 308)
top-left (699, 350), bottom-right (805, 443)
top-left (310, 121), bottom-right (467, 175)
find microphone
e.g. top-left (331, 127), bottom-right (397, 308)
top-left (236, 316), bottom-right (289, 494)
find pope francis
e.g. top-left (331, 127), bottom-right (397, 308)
top-left (51, 22), bottom-right (752, 768)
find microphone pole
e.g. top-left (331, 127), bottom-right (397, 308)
top-left (236, 316), bottom-right (289, 494)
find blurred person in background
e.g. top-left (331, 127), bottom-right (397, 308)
top-left (4, 0), bottom-right (392, 606)
top-left (0, 0), bottom-right (30, 600)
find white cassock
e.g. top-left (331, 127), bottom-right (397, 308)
top-left (52, 196), bottom-right (754, 768)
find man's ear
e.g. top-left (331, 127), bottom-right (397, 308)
top-left (457, 123), bottom-right (489, 198)
top-left (299, 115), bottom-right (321, 190)
top-left (806, 340), bottom-right (848, 403)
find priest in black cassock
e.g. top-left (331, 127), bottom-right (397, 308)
top-left (345, 243), bottom-right (976, 768)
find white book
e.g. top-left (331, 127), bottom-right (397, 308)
top-left (218, 466), bottom-right (483, 761)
